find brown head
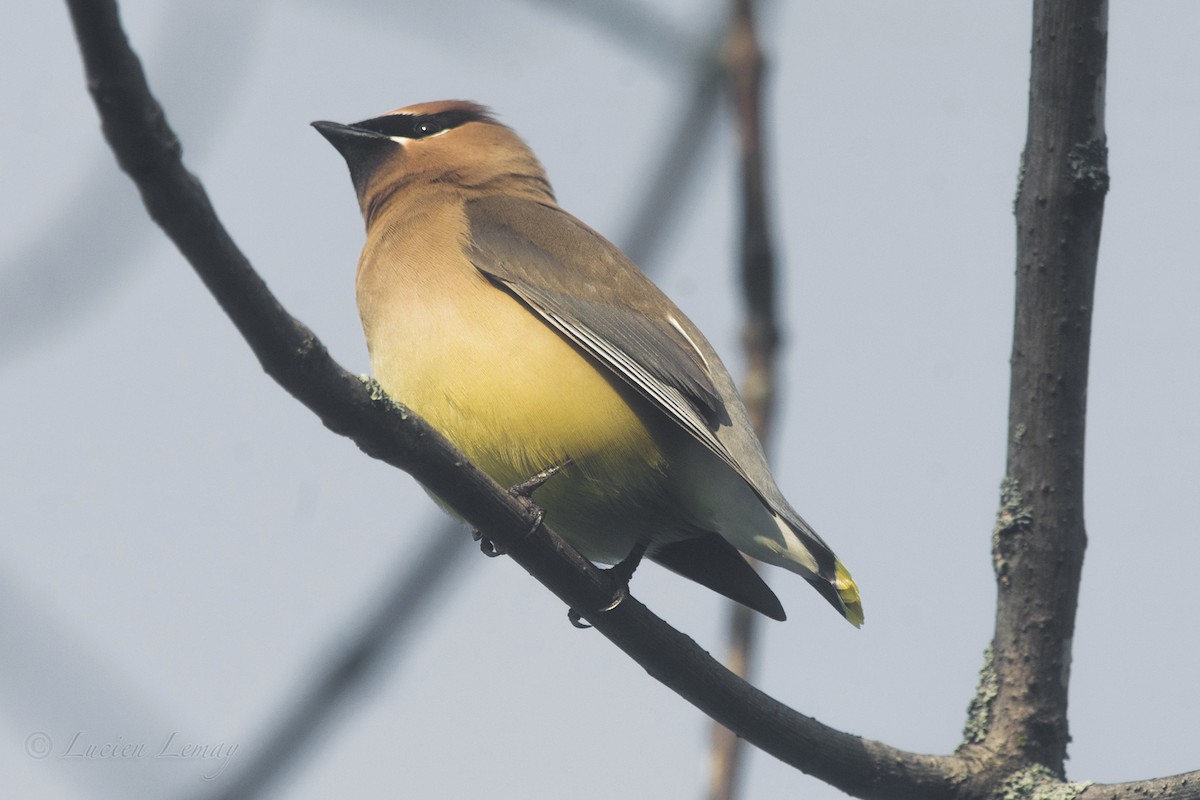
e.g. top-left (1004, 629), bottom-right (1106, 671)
top-left (313, 100), bottom-right (555, 227)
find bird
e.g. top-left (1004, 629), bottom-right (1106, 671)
top-left (313, 100), bottom-right (862, 625)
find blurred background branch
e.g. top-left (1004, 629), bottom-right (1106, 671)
top-left (187, 523), bottom-right (467, 800)
top-left (708, 3), bottom-right (779, 798)
top-left (0, 1), bottom-right (268, 369)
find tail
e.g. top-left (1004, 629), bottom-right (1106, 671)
top-left (806, 559), bottom-right (864, 627)
top-left (762, 511), bottom-right (865, 627)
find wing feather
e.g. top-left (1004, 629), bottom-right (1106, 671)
top-left (464, 195), bottom-right (736, 461)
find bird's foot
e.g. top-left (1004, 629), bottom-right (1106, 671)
top-left (607, 541), bottom-right (648, 586)
top-left (471, 458), bottom-right (574, 556)
top-left (566, 542), bottom-right (647, 629)
top-left (507, 457), bottom-right (573, 535)
top-left (509, 457), bottom-right (574, 499)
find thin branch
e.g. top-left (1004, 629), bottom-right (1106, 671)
top-left (705, 601), bottom-right (753, 800)
top-left (0, 3), bottom-right (266, 367)
top-left (707, 1), bottom-right (778, 798)
top-left (618, 15), bottom-right (730, 266)
top-left (187, 523), bottom-right (468, 800)
top-left (503, 2), bottom-right (737, 270)
top-left (1080, 771), bottom-right (1200, 800)
top-left (982, 0), bottom-right (1108, 774)
top-left (618, 1), bottom-right (781, 269)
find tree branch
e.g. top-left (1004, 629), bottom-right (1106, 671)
top-left (618, 27), bottom-right (726, 267)
top-left (707, 1), bottom-right (778, 798)
top-left (1080, 770), bottom-right (1200, 800)
top-left (983, 0), bottom-right (1109, 774)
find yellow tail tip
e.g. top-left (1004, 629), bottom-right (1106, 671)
top-left (835, 561), bottom-right (864, 628)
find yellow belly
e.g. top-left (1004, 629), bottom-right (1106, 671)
top-left (360, 244), bottom-right (681, 563)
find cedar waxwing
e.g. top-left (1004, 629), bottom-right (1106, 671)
top-left (313, 101), bottom-right (862, 625)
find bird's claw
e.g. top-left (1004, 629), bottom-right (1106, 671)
top-left (471, 459), bottom-right (573, 554)
top-left (471, 527), bottom-right (505, 557)
top-left (566, 584), bottom-right (630, 629)
top-left (565, 544), bottom-right (644, 629)
top-left (507, 458), bottom-right (571, 534)
top-left (508, 457), bottom-right (574, 499)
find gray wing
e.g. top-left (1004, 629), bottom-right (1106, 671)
top-left (464, 194), bottom-right (836, 561)
top-left (464, 194), bottom-right (732, 440)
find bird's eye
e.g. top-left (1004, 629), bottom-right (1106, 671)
top-left (413, 120), bottom-right (443, 138)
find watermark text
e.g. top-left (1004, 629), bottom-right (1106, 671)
top-left (25, 731), bottom-right (238, 780)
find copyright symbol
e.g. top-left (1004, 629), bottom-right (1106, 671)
top-left (25, 732), bottom-right (52, 759)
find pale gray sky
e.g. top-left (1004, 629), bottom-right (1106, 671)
top-left (2, 2), bottom-right (1198, 798)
